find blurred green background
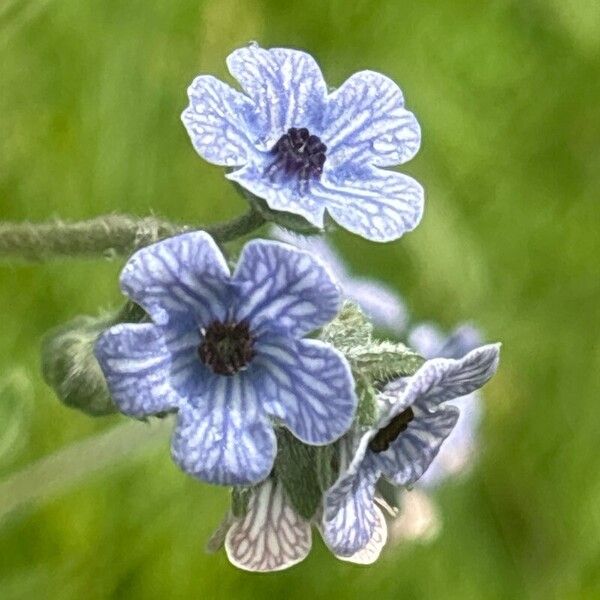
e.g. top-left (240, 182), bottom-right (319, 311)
top-left (1, 0), bottom-right (599, 598)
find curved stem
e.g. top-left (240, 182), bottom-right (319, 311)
top-left (0, 208), bottom-right (265, 262)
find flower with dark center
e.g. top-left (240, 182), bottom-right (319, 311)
top-left (95, 231), bottom-right (357, 486)
top-left (267, 127), bottom-right (327, 185)
top-left (181, 44), bottom-right (424, 241)
top-left (321, 344), bottom-right (500, 557)
top-left (198, 320), bottom-right (255, 376)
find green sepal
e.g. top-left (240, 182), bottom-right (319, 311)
top-left (347, 341), bottom-right (425, 384)
top-left (273, 428), bottom-right (323, 519)
top-left (315, 443), bottom-right (337, 492)
top-left (320, 301), bottom-right (373, 352)
top-left (355, 374), bottom-right (378, 427)
top-left (41, 302), bottom-right (146, 416)
top-left (231, 486), bottom-right (252, 518)
top-left (376, 478), bottom-right (403, 512)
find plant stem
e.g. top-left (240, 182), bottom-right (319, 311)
top-left (0, 208), bottom-right (265, 261)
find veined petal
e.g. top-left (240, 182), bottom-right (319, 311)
top-left (324, 70), bottom-right (421, 168)
top-left (257, 338), bottom-right (357, 445)
top-left (171, 372), bottom-right (276, 485)
top-left (322, 447), bottom-right (380, 556)
top-left (315, 168), bottom-right (424, 242)
top-left (333, 505), bottom-right (387, 565)
top-left (270, 227), bottom-right (348, 284)
top-left (418, 391), bottom-right (482, 487)
top-left (375, 405), bottom-right (459, 486)
top-left (226, 46), bottom-right (327, 148)
top-left (226, 163), bottom-right (327, 227)
top-left (392, 344), bottom-right (500, 413)
top-left (181, 75), bottom-right (256, 167)
top-left (94, 323), bottom-right (179, 417)
top-left (120, 231), bottom-right (231, 327)
top-left (225, 478), bottom-right (312, 572)
top-left (233, 239), bottom-right (340, 337)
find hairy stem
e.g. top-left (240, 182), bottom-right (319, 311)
top-left (0, 208), bottom-right (265, 261)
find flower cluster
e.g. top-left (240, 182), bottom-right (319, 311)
top-left (89, 44), bottom-right (502, 572)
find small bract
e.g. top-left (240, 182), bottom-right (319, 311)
top-left (95, 231), bottom-right (357, 486)
top-left (182, 44), bottom-right (423, 242)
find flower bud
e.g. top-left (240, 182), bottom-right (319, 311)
top-left (41, 315), bottom-right (118, 416)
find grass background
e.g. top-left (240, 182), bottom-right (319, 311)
top-left (1, 0), bottom-right (599, 598)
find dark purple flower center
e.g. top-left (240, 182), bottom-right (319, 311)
top-left (267, 127), bottom-right (327, 183)
top-left (198, 320), bottom-right (255, 376)
top-left (368, 407), bottom-right (415, 453)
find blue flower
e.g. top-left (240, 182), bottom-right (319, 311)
top-left (94, 231), bottom-right (357, 486)
top-left (409, 323), bottom-right (485, 487)
top-left (181, 44), bottom-right (423, 242)
top-left (272, 227), bottom-right (408, 333)
top-left (321, 344), bottom-right (500, 556)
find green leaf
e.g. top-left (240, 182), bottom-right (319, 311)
top-left (273, 428), bottom-right (322, 519)
top-left (315, 443), bottom-right (337, 492)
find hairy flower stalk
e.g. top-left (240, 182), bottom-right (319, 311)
top-left (0, 209), bottom-right (265, 261)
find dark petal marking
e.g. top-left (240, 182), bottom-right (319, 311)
top-left (368, 407), bottom-right (415, 453)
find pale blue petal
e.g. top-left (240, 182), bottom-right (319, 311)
top-left (233, 239), bottom-right (340, 337)
top-left (171, 372), bottom-right (276, 485)
top-left (120, 231), bottom-right (231, 327)
top-left (375, 404), bottom-right (459, 486)
top-left (181, 75), bottom-right (256, 167)
top-left (322, 435), bottom-right (380, 556)
top-left (437, 324), bottom-right (484, 359)
top-left (227, 163), bottom-right (327, 227)
top-left (256, 337), bottom-right (356, 445)
top-left (314, 168), bottom-right (424, 242)
top-left (418, 391), bottom-right (482, 488)
top-left (270, 227), bottom-right (348, 284)
top-left (398, 344), bottom-right (500, 412)
top-left (94, 323), bottom-right (179, 417)
top-left (226, 46), bottom-right (327, 148)
top-left (344, 278), bottom-right (407, 334)
top-left (332, 505), bottom-right (387, 565)
top-left (323, 70), bottom-right (421, 168)
top-left (407, 323), bottom-right (445, 359)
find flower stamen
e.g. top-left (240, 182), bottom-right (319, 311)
top-left (368, 407), bottom-right (415, 453)
top-left (266, 127), bottom-right (327, 186)
top-left (198, 320), bottom-right (255, 376)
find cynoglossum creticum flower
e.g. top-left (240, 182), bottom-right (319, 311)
top-left (222, 476), bottom-right (387, 572)
top-left (272, 226), bottom-right (408, 334)
top-left (408, 323), bottom-right (485, 487)
top-left (181, 44), bottom-right (423, 242)
top-left (321, 344), bottom-right (500, 556)
top-left (94, 231), bottom-right (357, 486)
